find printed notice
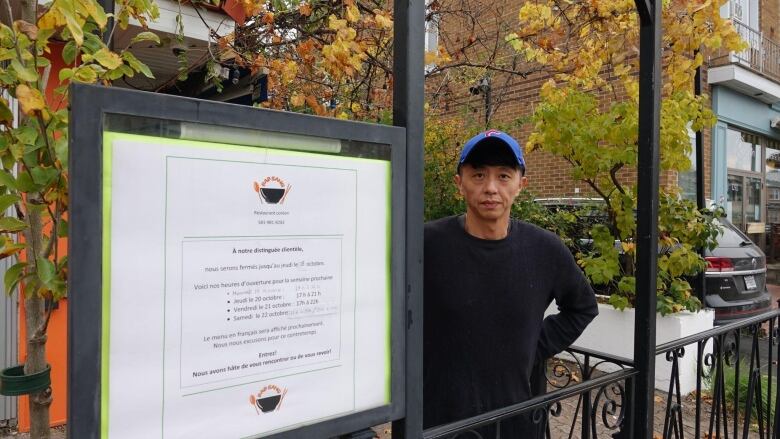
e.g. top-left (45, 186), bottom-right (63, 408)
top-left (180, 237), bottom-right (342, 387)
top-left (104, 133), bottom-right (389, 439)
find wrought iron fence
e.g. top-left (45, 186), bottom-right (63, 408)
top-left (713, 20), bottom-right (780, 83)
top-left (421, 309), bottom-right (780, 438)
top-left (656, 308), bottom-right (780, 439)
top-left (422, 348), bottom-right (636, 439)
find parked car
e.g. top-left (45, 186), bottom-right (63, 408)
top-left (704, 217), bottom-right (771, 323)
top-left (534, 198), bottom-right (772, 324)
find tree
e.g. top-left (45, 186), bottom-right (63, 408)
top-left (114, 0), bottom-right (547, 125)
top-left (0, 0), bottom-right (159, 435)
top-left (510, 0), bottom-right (744, 314)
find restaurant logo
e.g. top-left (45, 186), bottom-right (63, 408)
top-left (249, 384), bottom-right (287, 414)
top-left (253, 176), bottom-right (292, 205)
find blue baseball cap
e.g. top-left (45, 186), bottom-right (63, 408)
top-left (458, 129), bottom-right (525, 171)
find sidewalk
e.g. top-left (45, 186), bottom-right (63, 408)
top-left (0, 426), bottom-right (65, 438)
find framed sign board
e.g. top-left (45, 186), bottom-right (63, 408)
top-left (68, 84), bottom-right (406, 438)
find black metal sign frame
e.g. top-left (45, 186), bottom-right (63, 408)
top-left (68, 83), bottom-right (408, 439)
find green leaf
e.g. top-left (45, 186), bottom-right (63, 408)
top-left (617, 276), bottom-right (635, 295)
top-left (4, 262), bottom-right (25, 293)
top-left (106, 68), bottom-right (124, 80)
top-left (93, 48), bottom-right (122, 69)
top-left (62, 41), bottom-right (78, 64)
top-left (11, 59), bottom-right (37, 82)
top-left (0, 72), bottom-right (14, 86)
top-left (57, 218), bottom-right (68, 237)
top-left (0, 171), bottom-right (17, 190)
top-left (0, 194), bottom-right (20, 212)
top-left (122, 51), bottom-right (154, 78)
top-left (31, 167), bottom-right (59, 186)
top-left (0, 242), bottom-right (25, 260)
top-left (15, 172), bottom-right (40, 192)
top-left (0, 48), bottom-right (14, 62)
top-left (0, 217), bottom-right (26, 232)
top-left (82, 33), bottom-right (103, 54)
top-left (59, 68), bottom-right (74, 82)
top-left (9, 142), bottom-right (23, 160)
top-left (608, 294), bottom-right (630, 311)
top-left (54, 136), bottom-right (68, 170)
top-left (1, 154), bottom-right (14, 172)
top-left (85, 0), bottom-right (108, 28)
top-left (63, 10), bottom-right (84, 45)
top-left (0, 98), bottom-right (13, 124)
top-left (36, 257), bottom-right (56, 288)
top-left (130, 31), bottom-right (160, 45)
top-left (73, 65), bottom-right (98, 83)
top-left (14, 125), bottom-right (37, 147)
top-left (35, 57), bottom-right (51, 68)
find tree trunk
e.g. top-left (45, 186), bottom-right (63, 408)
top-left (17, 0), bottom-right (53, 431)
top-left (23, 205), bottom-right (51, 439)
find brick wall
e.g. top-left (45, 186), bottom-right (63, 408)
top-left (761, 0), bottom-right (779, 41)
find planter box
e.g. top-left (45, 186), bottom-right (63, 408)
top-left (545, 302), bottom-right (714, 394)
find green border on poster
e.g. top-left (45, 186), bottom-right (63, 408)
top-left (100, 132), bottom-right (114, 439)
top-left (100, 131), bottom-right (393, 436)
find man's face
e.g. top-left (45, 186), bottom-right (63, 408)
top-left (455, 164), bottom-right (527, 223)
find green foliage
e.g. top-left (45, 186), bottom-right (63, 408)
top-left (423, 115), bottom-right (464, 221)
top-left (567, 193), bottom-right (721, 315)
top-left (0, 0), bottom-right (159, 306)
top-left (508, 0), bottom-right (745, 315)
top-left (511, 193), bottom-right (582, 251)
top-left (705, 361), bottom-right (776, 426)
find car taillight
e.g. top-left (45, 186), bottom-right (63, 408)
top-left (706, 257), bottom-right (734, 272)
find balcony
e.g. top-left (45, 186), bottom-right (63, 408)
top-left (709, 20), bottom-right (780, 104)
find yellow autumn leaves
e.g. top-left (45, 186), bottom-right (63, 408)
top-left (512, 0), bottom-right (743, 95)
top-left (38, 0), bottom-right (108, 45)
top-left (236, 0), bottom-right (397, 118)
top-left (15, 85), bottom-right (45, 116)
top-left (320, 5), bottom-right (392, 80)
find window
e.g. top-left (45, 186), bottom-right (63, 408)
top-left (721, 0), bottom-right (759, 29)
top-left (679, 126), bottom-right (698, 201)
top-left (727, 129), bottom-right (761, 172)
top-left (424, 3), bottom-right (439, 72)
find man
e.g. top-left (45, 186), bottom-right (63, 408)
top-left (423, 130), bottom-right (598, 437)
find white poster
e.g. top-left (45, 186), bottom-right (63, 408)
top-left (102, 132), bottom-right (390, 438)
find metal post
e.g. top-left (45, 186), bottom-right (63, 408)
top-left (775, 301), bottom-right (780, 437)
top-left (695, 61), bottom-right (707, 303)
top-left (581, 354), bottom-right (592, 438)
top-left (633, 0), bottom-right (662, 438)
top-left (391, 0), bottom-right (424, 435)
top-left (97, 0), bottom-right (114, 47)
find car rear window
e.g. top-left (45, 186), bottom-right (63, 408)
top-left (716, 218), bottom-right (751, 247)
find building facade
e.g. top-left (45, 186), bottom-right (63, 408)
top-left (708, 0), bottom-right (780, 247)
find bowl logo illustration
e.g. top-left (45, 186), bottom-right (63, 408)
top-left (249, 384), bottom-right (287, 414)
top-left (253, 176), bottom-right (291, 204)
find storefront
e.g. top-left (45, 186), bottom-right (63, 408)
top-left (725, 129), bottom-right (780, 230)
top-left (711, 86), bottom-right (780, 250)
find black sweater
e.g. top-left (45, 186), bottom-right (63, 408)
top-left (423, 215), bottom-right (598, 433)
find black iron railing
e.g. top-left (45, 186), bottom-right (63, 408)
top-left (656, 309), bottom-right (780, 439)
top-left (422, 348), bottom-right (637, 439)
top-left (421, 309), bottom-right (780, 438)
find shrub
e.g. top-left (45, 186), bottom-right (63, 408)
top-left (704, 360), bottom-right (775, 428)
